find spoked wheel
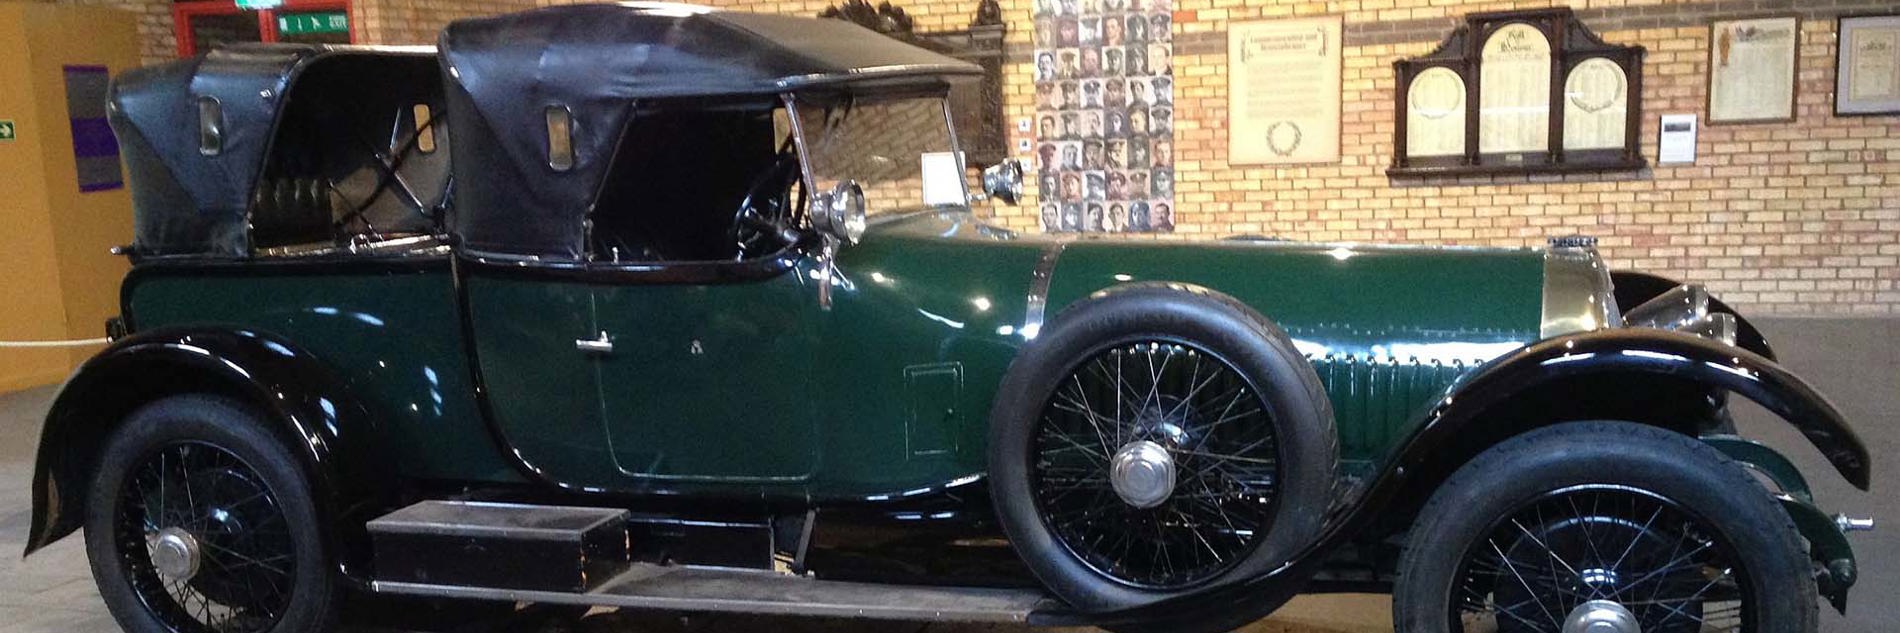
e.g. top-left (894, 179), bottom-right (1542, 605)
top-left (1454, 485), bottom-right (1746, 632)
top-left (87, 395), bottom-right (339, 633)
top-left (990, 284), bottom-right (1336, 626)
top-left (117, 442), bottom-right (296, 632)
top-left (1035, 341), bottom-right (1280, 589)
top-left (1396, 421), bottom-right (1817, 633)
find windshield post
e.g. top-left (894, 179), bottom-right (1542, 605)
top-left (938, 97), bottom-right (970, 203)
top-left (780, 92), bottom-right (820, 227)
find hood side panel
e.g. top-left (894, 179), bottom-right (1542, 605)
top-left (1044, 241), bottom-right (1546, 473)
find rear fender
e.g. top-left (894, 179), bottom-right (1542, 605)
top-left (26, 327), bottom-right (388, 578)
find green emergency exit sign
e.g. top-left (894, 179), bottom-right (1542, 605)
top-left (0, 120), bottom-right (15, 141)
top-left (277, 12), bottom-right (349, 36)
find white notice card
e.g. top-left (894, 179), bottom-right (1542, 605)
top-left (920, 152), bottom-right (966, 206)
top-left (1658, 114), bottom-right (1697, 164)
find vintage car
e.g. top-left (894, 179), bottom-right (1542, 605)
top-left (26, 4), bottom-right (1873, 633)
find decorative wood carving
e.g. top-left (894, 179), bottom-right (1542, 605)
top-left (1390, 7), bottom-right (1646, 177)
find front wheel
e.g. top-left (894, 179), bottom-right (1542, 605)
top-left (85, 395), bottom-right (339, 633)
top-left (1395, 421), bottom-right (1817, 633)
top-left (989, 284), bottom-right (1337, 622)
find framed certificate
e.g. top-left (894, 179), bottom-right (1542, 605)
top-left (1390, 7), bottom-right (1645, 176)
top-left (1707, 16), bottom-right (1799, 124)
top-left (1227, 16), bottom-right (1343, 165)
top-left (1837, 14), bottom-right (1900, 116)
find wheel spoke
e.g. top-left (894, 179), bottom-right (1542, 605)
top-left (1032, 341), bottom-right (1278, 589)
top-left (114, 441), bottom-right (295, 633)
top-left (1452, 486), bottom-right (1752, 633)
top-left (1489, 538), bottom-right (1562, 627)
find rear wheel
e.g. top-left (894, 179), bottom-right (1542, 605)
top-left (85, 395), bottom-right (339, 633)
top-left (1394, 421), bottom-right (1816, 633)
top-left (990, 285), bottom-right (1336, 618)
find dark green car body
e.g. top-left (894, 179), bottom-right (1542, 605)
top-left (122, 211), bottom-right (1544, 498)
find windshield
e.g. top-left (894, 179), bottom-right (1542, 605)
top-left (789, 96), bottom-right (964, 214)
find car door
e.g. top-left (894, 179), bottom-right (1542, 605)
top-left (463, 273), bottom-right (627, 485)
top-left (590, 261), bottom-right (822, 485)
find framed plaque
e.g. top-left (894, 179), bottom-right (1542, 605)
top-left (1837, 14), bottom-right (1900, 116)
top-left (1391, 8), bottom-right (1645, 176)
top-left (1707, 16), bottom-right (1799, 124)
top-left (1563, 57), bottom-right (1629, 150)
top-left (1478, 23), bottom-right (1551, 156)
top-left (1407, 67), bottom-right (1466, 157)
top-left (1228, 16), bottom-right (1343, 165)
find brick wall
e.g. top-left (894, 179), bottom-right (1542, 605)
top-left (353, 0), bottom-right (536, 45)
top-left (49, 0), bottom-right (536, 64)
top-left (54, 0), bottom-right (179, 63)
top-left (72, 0), bottom-right (1900, 314)
top-left (543, 0), bottom-right (1895, 315)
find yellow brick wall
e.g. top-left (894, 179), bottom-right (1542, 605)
top-left (48, 0), bottom-right (537, 64)
top-left (62, 0), bottom-right (1900, 314)
top-left (54, 0), bottom-right (179, 63)
top-left (353, 0), bottom-right (537, 46)
top-left (571, 0), bottom-right (1894, 315)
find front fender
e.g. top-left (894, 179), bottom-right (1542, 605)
top-left (26, 327), bottom-right (388, 576)
top-left (1414, 328), bottom-right (1868, 489)
top-left (1046, 328), bottom-right (1869, 629)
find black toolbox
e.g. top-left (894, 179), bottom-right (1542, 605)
top-left (368, 500), bottom-right (630, 592)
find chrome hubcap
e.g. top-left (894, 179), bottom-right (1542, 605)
top-left (1109, 440), bottom-right (1176, 508)
top-left (1562, 600), bottom-right (1641, 633)
top-left (148, 527), bottom-right (201, 582)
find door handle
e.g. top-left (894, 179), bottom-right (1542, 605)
top-left (575, 331), bottom-right (614, 354)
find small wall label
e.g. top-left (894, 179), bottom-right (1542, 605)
top-left (278, 12), bottom-right (348, 36)
top-left (0, 120), bottom-right (15, 141)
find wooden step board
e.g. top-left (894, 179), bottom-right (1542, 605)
top-left (374, 563), bottom-right (1055, 622)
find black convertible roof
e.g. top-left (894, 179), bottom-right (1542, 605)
top-left (442, 3), bottom-right (983, 259)
top-left (111, 45), bottom-right (439, 257)
top-left (440, 3), bottom-right (983, 100)
top-left (109, 4), bottom-right (979, 259)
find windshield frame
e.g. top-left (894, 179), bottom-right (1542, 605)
top-left (781, 90), bottom-right (968, 225)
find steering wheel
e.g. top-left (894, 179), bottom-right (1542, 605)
top-left (732, 149), bottom-right (803, 261)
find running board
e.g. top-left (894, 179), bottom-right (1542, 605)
top-left (372, 564), bottom-right (1056, 622)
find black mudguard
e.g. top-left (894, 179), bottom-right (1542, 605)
top-left (1041, 327), bottom-right (1869, 629)
top-left (25, 327), bottom-right (389, 577)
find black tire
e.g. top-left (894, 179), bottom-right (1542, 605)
top-left (989, 283), bottom-right (1337, 614)
top-left (1394, 421), bottom-right (1816, 633)
top-left (85, 394), bottom-right (340, 633)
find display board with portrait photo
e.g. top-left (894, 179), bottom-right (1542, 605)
top-left (1033, 0), bottom-right (1176, 233)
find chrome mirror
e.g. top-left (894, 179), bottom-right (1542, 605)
top-left (981, 159), bottom-right (1025, 205)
